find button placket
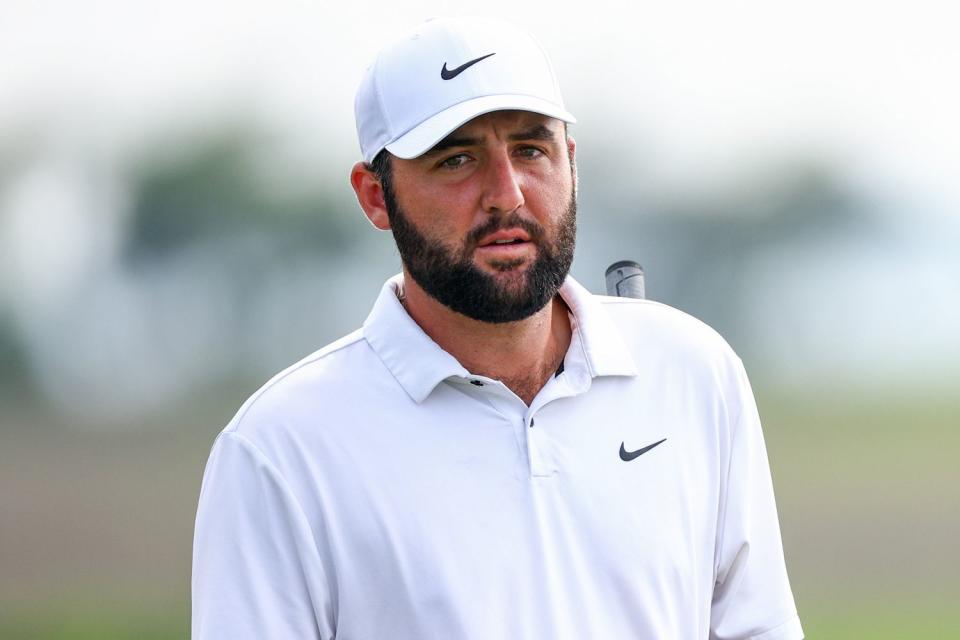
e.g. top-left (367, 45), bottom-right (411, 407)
top-left (525, 414), bottom-right (556, 478)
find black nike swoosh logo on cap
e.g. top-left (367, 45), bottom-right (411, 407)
top-left (619, 438), bottom-right (667, 461)
top-left (441, 52), bottom-right (496, 80)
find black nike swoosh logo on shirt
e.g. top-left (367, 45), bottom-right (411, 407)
top-left (441, 52), bottom-right (496, 80)
top-left (619, 438), bottom-right (667, 461)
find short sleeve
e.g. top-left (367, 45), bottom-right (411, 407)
top-left (710, 359), bottom-right (803, 640)
top-left (192, 432), bottom-right (334, 639)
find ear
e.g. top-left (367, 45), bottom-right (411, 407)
top-left (350, 162), bottom-right (392, 230)
top-left (566, 134), bottom-right (578, 194)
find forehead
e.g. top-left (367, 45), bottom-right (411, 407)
top-left (445, 110), bottom-right (564, 140)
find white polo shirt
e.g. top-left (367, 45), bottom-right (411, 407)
top-left (192, 275), bottom-right (803, 640)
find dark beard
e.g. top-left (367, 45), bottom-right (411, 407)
top-left (386, 191), bottom-right (577, 324)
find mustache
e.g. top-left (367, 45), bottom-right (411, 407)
top-left (465, 212), bottom-right (545, 249)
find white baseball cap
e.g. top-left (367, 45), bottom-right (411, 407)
top-left (355, 17), bottom-right (577, 163)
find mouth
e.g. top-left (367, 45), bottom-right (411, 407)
top-left (474, 238), bottom-right (534, 265)
top-left (476, 229), bottom-right (532, 248)
top-left (470, 223), bottom-right (540, 267)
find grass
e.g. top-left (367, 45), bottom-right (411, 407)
top-left (0, 604), bottom-right (188, 640)
top-left (800, 597), bottom-right (960, 639)
top-left (2, 599), bottom-right (958, 639)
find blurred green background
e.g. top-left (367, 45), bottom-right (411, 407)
top-left (2, 1), bottom-right (958, 638)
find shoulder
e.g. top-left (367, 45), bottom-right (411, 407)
top-left (589, 295), bottom-right (756, 439)
top-left (221, 328), bottom-right (382, 444)
top-left (594, 294), bottom-right (739, 365)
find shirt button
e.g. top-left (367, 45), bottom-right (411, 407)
top-left (470, 380), bottom-right (484, 386)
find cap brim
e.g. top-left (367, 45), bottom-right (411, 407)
top-left (384, 94), bottom-right (576, 160)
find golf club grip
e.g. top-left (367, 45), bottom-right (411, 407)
top-left (605, 260), bottom-right (645, 299)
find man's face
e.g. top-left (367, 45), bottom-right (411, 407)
top-left (382, 111), bottom-right (577, 323)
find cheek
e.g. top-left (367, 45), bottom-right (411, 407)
top-left (409, 187), bottom-right (480, 232)
top-left (397, 192), bottom-right (474, 248)
top-left (524, 169), bottom-right (572, 217)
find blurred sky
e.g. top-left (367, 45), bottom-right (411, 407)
top-left (2, 0), bottom-right (959, 417)
top-left (3, 0), bottom-right (957, 200)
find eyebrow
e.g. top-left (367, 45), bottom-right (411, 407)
top-left (423, 135), bottom-right (482, 156)
top-left (507, 124), bottom-right (557, 142)
top-left (423, 124), bottom-right (560, 157)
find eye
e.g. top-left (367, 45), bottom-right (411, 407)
top-left (438, 153), bottom-right (471, 169)
top-left (515, 145), bottom-right (545, 160)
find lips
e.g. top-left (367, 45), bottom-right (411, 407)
top-left (477, 229), bottom-right (531, 247)
top-left (474, 228), bottom-right (535, 263)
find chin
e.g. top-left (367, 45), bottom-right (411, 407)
top-left (491, 271), bottom-right (538, 299)
top-left (487, 258), bottom-right (528, 273)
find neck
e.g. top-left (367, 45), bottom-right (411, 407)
top-left (400, 270), bottom-right (572, 405)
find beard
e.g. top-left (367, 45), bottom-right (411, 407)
top-left (385, 189), bottom-right (577, 324)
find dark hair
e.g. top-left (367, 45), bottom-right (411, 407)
top-left (367, 149), bottom-right (396, 221)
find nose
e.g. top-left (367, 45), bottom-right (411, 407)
top-left (480, 151), bottom-right (524, 215)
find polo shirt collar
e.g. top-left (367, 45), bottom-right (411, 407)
top-left (559, 276), bottom-right (639, 378)
top-left (362, 274), bottom-right (470, 404)
top-left (362, 274), bottom-right (637, 403)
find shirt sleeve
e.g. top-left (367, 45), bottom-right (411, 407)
top-left (709, 358), bottom-right (804, 640)
top-left (192, 431), bottom-right (334, 639)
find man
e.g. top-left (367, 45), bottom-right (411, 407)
top-left (192, 16), bottom-right (803, 639)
